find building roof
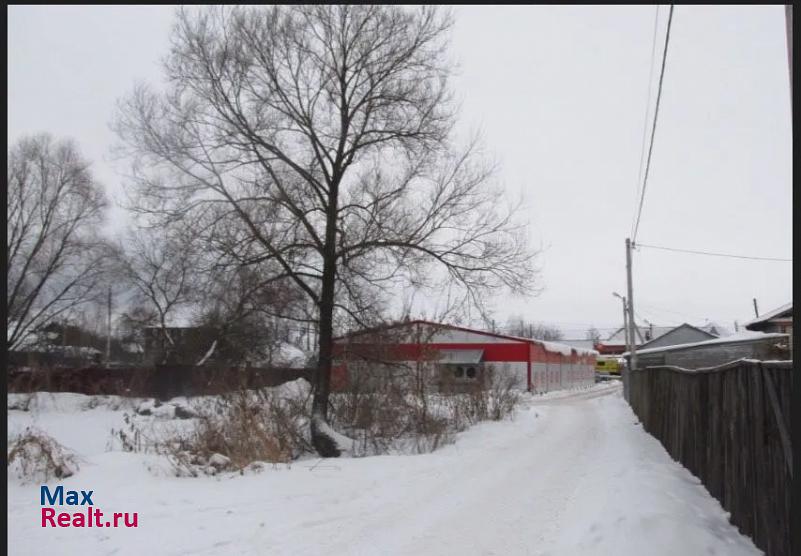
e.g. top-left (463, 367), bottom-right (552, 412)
top-left (600, 324), bottom-right (673, 347)
top-left (335, 319), bottom-right (598, 356)
top-left (744, 302), bottom-right (792, 330)
top-left (623, 331), bottom-right (789, 356)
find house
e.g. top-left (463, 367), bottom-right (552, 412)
top-left (8, 321), bottom-right (105, 368)
top-left (745, 302), bottom-right (792, 347)
top-left (625, 331), bottom-right (790, 369)
top-left (635, 323), bottom-right (717, 351)
top-left (142, 325), bottom-right (219, 365)
top-left (332, 320), bottom-right (597, 394)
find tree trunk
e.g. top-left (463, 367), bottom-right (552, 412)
top-left (311, 258), bottom-right (339, 457)
top-left (310, 182), bottom-right (342, 457)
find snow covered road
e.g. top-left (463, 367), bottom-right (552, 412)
top-left (8, 384), bottom-right (761, 555)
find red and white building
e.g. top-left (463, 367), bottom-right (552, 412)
top-left (332, 320), bottom-right (597, 393)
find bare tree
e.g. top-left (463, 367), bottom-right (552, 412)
top-left (193, 264), bottom-right (308, 366)
top-left (117, 305), bottom-right (159, 343)
top-left (117, 226), bottom-right (198, 364)
top-left (114, 6), bottom-right (537, 456)
top-left (7, 134), bottom-right (112, 351)
top-left (505, 316), bottom-right (564, 342)
top-left (585, 327), bottom-right (601, 344)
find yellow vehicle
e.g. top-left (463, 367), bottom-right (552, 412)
top-left (595, 356), bottom-right (620, 375)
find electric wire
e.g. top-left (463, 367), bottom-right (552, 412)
top-left (635, 242), bottom-right (792, 262)
top-left (631, 5), bottom-right (661, 239)
top-left (631, 4), bottom-right (675, 243)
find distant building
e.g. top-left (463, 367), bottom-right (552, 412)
top-left (333, 320), bottom-right (596, 394)
top-left (626, 331), bottom-right (790, 369)
top-left (595, 324), bottom-right (674, 355)
top-left (596, 321), bottom-right (737, 355)
top-left (745, 302), bottom-right (792, 347)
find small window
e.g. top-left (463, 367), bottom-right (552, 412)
top-left (454, 366), bottom-right (464, 378)
top-left (466, 367), bottom-right (476, 379)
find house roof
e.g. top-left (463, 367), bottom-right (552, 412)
top-left (623, 330), bottom-right (789, 356)
top-left (744, 302), bottom-right (792, 329)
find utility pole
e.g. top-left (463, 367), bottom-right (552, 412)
top-left (106, 285), bottom-right (112, 364)
top-left (625, 238), bottom-right (637, 400)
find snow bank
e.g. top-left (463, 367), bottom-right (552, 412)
top-left (271, 342), bottom-right (309, 368)
top-left (540, 340), bottom-right (575, 356)
top-left (273, 378), bottom-right (312, 400)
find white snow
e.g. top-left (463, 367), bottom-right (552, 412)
top-left (8, 384), bottom-right (761, 556)
top-left (538, 341), bottom-right (570, 356)
top-left (268, 342), bottom-right (309, 368)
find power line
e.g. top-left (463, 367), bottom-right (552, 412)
top-left (632, 4), bottom-right (674, 243)
top-left (635, 242), bottom-right (792, 262)
top-left (631, 5), bottom-right (661, 239)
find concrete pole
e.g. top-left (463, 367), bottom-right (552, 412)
top-left (625, 238), bottom-right (637, 400)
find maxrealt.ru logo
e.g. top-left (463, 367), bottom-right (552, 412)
top-left (40, 485), bottom-right (138, 528)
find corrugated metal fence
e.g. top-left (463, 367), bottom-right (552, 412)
top-left (629, 359), bottom-right (792, 556)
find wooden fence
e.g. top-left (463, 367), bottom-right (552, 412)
top-left (8, 365), bottom-right (314, 400)
top-left (629, 359), bottom-right (792, 556)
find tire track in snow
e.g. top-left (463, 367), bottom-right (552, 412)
top-left (316, 386), bottom-right (615, 555)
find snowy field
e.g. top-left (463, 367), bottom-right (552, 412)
top-left (8, 383), bottom-right (761, 556)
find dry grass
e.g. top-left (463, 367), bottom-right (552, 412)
top-left (329, 365), bottom-right (522, 456)
top-left (157, 386), bottom-right (312, 476)
top-left (105, 367), bottom-right (522, 474)
top-left (8, 428), bottom-right (79, 482)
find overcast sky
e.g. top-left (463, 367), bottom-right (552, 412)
top-left (8, 5), bottom-right (792, 338)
